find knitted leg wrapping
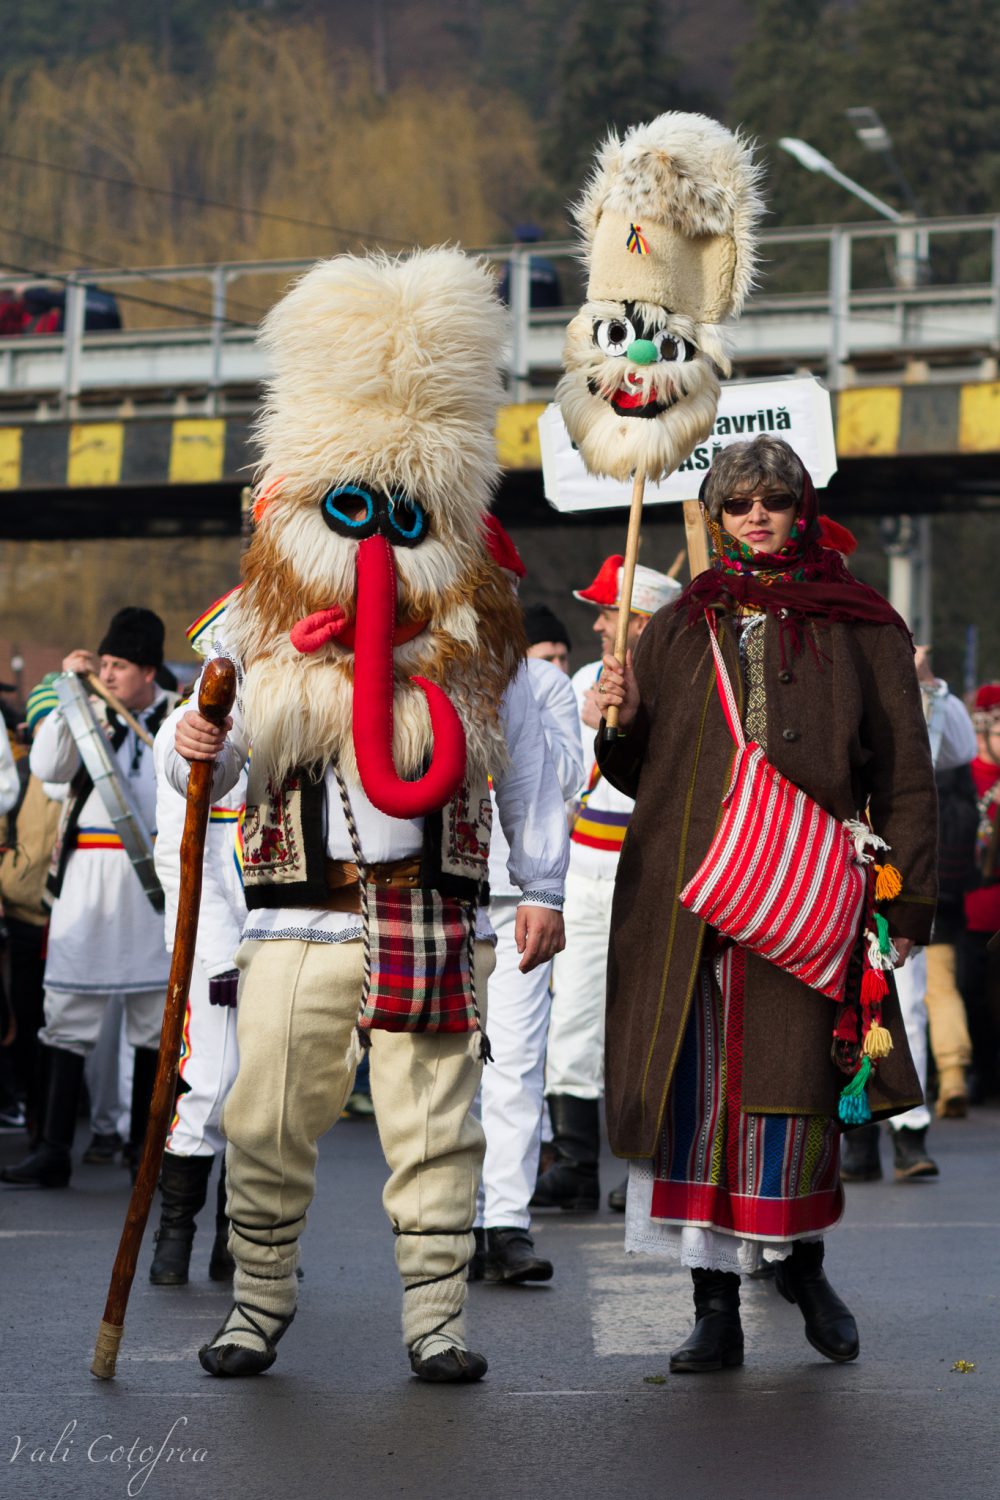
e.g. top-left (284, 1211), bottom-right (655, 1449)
top-left (402, 1271), bottom-right (467, 1361)
top-left (209, 1256), bottom-right (299, 1356)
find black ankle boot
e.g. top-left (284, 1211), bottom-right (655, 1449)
top-left (774, 1240), bottom-right (859, 1362)
top-left (208, 1159), bottom-right (236, 1281)
top-left (529, 1095), bottom-right (600, 1212)
top-left (0, 1045), bottom-right (83, 1188)
top-left (149, 1152), bottom-right (213, 1285)
top-left (840, 1122), bottom-right (882, 1182)
top-left (124, 1046), bottom-right (159, 1182)
top-left (670, 1268), bottom-right (744, 1374)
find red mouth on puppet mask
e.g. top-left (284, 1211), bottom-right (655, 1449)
top-left (293, 535), bottom-right (466, 818)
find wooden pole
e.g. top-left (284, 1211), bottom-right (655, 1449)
top-left (91, 658), bottom-right (236, 1381)
top-left (682, 498), bottom-right (710, 578)
top-left (667, 547), bottom-right (687, 580)
top-left (83, 674), bottom-right (155, 748)
top-left (603, 469), bottom-right (646, 741)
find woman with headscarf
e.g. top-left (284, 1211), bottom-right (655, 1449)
top-left (596, 435), bottom-right (936, 1373)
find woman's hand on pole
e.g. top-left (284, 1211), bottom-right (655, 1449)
top-left (599, 651), bottom-right (640, 728)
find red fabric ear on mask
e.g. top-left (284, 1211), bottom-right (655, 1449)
top-left (352, 535), bottom-right (467, 818)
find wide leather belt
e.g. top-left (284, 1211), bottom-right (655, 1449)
top-left (319, 856), bottom-right (422, 914)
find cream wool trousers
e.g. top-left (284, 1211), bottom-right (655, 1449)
top-left (223, 937), bottom-right (495, 1324)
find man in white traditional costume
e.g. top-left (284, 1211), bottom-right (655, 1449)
top-left (471, 519), bottom-right (582, 1285)
top-left (148, 594), bottom-right (247, 1285)
top-left (2, 608), bottom-right (177, 1189)
top-left (531, 559), bottom-right (680, 1215)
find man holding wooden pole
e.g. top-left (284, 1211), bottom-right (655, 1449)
top-left (1, 607), bottom-right (177, 1189)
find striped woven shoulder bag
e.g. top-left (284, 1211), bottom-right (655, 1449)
top-left (679, 611), bottom-right (873, 1002)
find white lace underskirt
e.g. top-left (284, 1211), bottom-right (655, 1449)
top-left (624, 1159), bottom-right (823, 1274)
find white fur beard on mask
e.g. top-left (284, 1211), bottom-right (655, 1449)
top-left (556, 365), bottom-right (720, 483)
top-left (236, 638), bottom-right (507, 787)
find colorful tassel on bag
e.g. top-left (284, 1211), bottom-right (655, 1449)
top-left (862, 1023), bottom-right (893, 1059)
top-left (874, 862), bottom-right (903, 902)
top-left (860, 967), bottom-right (889, 1004)
top-left (838, 1056), bottom-right (873, 1124)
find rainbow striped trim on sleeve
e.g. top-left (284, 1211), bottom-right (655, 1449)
top-left (570, 807), bottom-right (631, 853)
top-left (75, 827), bottom-right (125, 851)
top-left (186, 585), bottom-right (242, 655)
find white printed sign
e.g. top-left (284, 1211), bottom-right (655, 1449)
top-left (539, 375), bottom-right (837, 514)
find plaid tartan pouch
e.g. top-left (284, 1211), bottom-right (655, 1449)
top-left (360, 886), bottom-right (479, 1034)
top-left (332, 758), bottom-right (490, 1061)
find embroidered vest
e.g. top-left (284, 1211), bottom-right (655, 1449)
top-left (241, 763), bottom-right (493, 910)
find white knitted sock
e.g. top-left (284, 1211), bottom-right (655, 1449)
top-left (402, 1273), bottom-right (467, 1359)
top-left (210, 1263), bottom-right (298, 1355)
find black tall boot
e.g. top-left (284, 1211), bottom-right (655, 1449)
top-left (124, 1046), bottom-right (159, 1181)
top-left (774, 1239), bottom-right (859, 1362)
top-left (149, 1152), bottom-right (213, 1285)
top-left (670, 1269), bottom-right (744, 1374)
top-left (208, 1158), bottom-right (236, 1281)
top-left (0, 1045), bottom-right (84, 1187)
top-left (529, 1095), bottom-right (600, 1212)
top-left (840, 1122), bottom-right (882, 1182)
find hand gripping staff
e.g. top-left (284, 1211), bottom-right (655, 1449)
top-left (91, 657), bottom-right (237, 1381)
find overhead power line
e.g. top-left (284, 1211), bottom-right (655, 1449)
top-left (0, 148), bottom-right (412, 246)
top-left (0, 216), bottom-right (272, 323)
top-left (0, 252), bottom-right (258, 329)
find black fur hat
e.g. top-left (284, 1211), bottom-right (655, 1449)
top-left (98, 607), bottom-right (165, 668)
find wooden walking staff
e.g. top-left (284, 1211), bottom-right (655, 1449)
top-left (91, 657), bottom-right (236, 1381)
top-left (603, 469), bottom-right (646, 741)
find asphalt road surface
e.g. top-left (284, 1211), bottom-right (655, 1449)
top-left (2, 1108), bottom-right (998, 1500)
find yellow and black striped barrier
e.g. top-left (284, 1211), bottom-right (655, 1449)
top-left (0, 383), bottom-right (997, 492)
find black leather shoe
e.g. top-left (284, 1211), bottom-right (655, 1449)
top-left (150, 1153), bottom-right (213, 1286)
top-left (670, 1269), bottom-right (744, 1374)
top-left (0, 1142), bottom-right (72, 1188)
top-left (774, 1241), bottom-right (859, 1362)
top-left (198, 1303), bottom-right (295, 1378)
top-left (892, 1127), bottom-right (939, 1180)
top-left (840, 1123), bottom-right (882, 1182)
top-left (409, 1346), bottom-right (488, 1383)
top-left (529, 1095), bottom-right (600, 1212)
top-left (607, 1177), bottom-right (628, 1212)
top-left (483, 1227), bottom-right (553, 1284)
top-left (81, 1131), bottom-right (123, 1165)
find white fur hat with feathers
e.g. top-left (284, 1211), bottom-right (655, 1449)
top-left (575, 111), bottom-right (763, 323)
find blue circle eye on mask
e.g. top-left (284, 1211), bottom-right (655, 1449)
top-left (385, 492), bottom-right (428, 546)
top-left (322, 484), bottom-right (378, 537)
top-left (320, 484), bottom-right (428, 547)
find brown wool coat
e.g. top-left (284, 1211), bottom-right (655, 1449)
top-left (596, 605), bottom-right (936, 1160)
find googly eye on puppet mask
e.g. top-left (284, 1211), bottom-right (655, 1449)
top-left (320, 483), bottom-right (429, 548)
top-left (592, 307), bottom-right (694, 367)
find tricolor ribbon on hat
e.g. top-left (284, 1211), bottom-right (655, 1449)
top-left (626, 222), bottom-right (650, 256)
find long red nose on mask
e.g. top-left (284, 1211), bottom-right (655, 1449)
top-left (352, 534), bottom-right (467, 819)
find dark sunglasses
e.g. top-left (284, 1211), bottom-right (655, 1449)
top-left (721, 492), bottom-right (796, 517)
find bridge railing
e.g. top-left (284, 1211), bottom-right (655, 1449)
top-left (0, 213), bottom-right (997, 418)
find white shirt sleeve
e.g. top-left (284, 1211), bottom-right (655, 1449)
top-left (928, 684), bottom-right (977, 772)
top-left (29, 704), bottom-right (81, 785)
top-left (493, 668), bottom-right (570, 907)
top-left (162, 675), bottom-right (249, 803)
top-left (0, 730), bottom-right (21, 817)
top-left (526, 658), bottom-right (586, 802)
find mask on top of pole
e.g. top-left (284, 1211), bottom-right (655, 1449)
top-left (556, 111), bottom-right (764, 484)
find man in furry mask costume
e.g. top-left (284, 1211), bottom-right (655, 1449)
top-left (168, 248), bottom-right (568, 1383)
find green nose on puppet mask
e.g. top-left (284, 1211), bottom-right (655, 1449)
top-left (626, 339), bottom-right (658, 365)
